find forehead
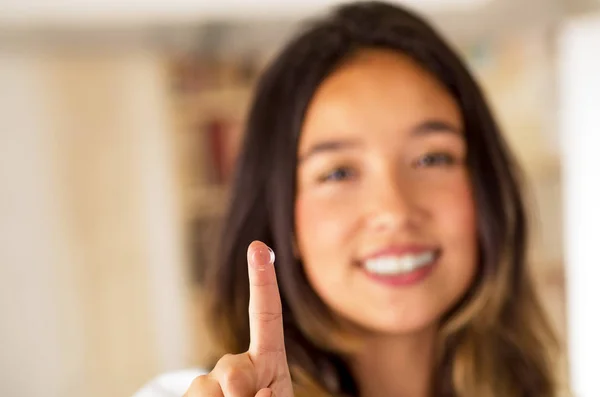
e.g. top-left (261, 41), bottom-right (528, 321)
top-left (299, 48), bottom-right (462, 148)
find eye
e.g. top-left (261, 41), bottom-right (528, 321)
top-left (414, 152), bottom-right (457, 168)
top-left (318, 166), bottom-right (357, 183)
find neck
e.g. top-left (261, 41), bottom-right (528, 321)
top-left (349, 327), bottom-right (437, 397)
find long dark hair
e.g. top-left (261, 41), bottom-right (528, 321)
top-left (204, 2), bottom-right (558, 396)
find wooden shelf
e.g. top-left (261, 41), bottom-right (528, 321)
top-left (173, 86), bottom-right (252, 122)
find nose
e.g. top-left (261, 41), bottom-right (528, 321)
top-left (364, 175), bottom-right (421, 233)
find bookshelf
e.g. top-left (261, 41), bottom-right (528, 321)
top-left (167, 54), bottom-right (260, 294)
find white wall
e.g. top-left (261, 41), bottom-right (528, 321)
top-left (558, 12), bottom-right (600, 397)
top-left (0, 49), bottom-right (81, 397)
top-left (0, 0), bottom-right (492, 26)
top-left (0, 49), bottom-right (192, 397)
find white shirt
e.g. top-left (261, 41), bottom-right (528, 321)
top-left (133, 369), bottom-right (206, 397)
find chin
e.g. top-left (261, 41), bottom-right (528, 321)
top-left (351, 310), bottom-right (440, 336)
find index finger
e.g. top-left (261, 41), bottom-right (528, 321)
top-left (247, 240), bottom-right (286, 359)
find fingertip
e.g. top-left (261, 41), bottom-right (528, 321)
top-left (248, 241), bottom-right (275, 270)
top-left (247, 240), bottom-right (261, 261)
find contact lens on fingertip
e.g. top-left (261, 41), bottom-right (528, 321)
top-left (268, 247), bottom-right (275, 264)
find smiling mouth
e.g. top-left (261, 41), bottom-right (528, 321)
top-left (362, 250), bottom-right (439, 276)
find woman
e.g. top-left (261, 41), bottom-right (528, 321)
top-left (136, 1), bottom-right (559, 396)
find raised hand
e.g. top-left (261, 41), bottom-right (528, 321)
top-left (184, 241), bottom-right (293, 397)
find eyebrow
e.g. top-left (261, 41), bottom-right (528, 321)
top-left (298, 139), bottom-right (360, 164)
top-left (297, 119), bottom-right (462, 163)
top-left (412, 119), bottom-right (462, 136)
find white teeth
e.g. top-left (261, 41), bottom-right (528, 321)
top-left (364, 251), bottom-right (435, 275)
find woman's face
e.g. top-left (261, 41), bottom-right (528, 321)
top-left (294, 49), bottom-right (477, 335)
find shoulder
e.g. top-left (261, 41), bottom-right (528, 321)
top-left (132, 368), bottom-right (207, 397)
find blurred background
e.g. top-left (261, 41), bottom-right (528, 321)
top-left (1, 0), bottom-right (599, 396)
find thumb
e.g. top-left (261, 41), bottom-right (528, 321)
top-left (255, 388), bottom-right (273, 397)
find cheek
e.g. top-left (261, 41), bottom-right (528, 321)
top-left (440, 183), bottom-right (476, 236)
top-left (295, 195), bottom-right (342, 254)
top-left (431, 178), bottom-right (478, 278)
top-left (294, 193), bottom-right (358, 271)
top-left (420, 171), bottom-right (476, 239)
